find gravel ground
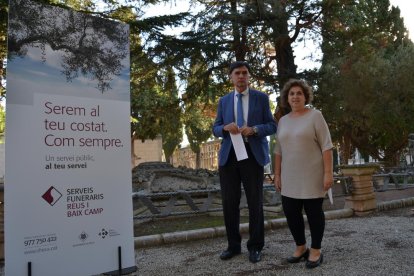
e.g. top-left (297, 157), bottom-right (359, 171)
top-left (135, 206), bottom-right (414, 276)
top-left (1, 207), bottom-right (412, 275)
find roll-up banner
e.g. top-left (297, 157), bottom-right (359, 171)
top-left (5, 0), bottom-right (135, 275)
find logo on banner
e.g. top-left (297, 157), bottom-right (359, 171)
top-left (98, 228), bottom-right (109, 239)
top-left (98, 228), bottom-right (120, 239)
top-left (78, 231), bottom-right (89, 242)
top-left (72, 231), bottom-right (95, 247)
top-left (41, 186), bottom-right (63, 206)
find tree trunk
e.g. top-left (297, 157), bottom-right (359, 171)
top-left (340, 133), bottom-right (352, 165)
top-left (268, 1), bottom-right (297, 88)
top-left (230, 0), bottom-right (247, 61)
top-left (165, 154), bottom-right (172, 164)
top-left (275, 34), bottom-right (297, 87)
top-left (195, 151), bottom-right (201, 169)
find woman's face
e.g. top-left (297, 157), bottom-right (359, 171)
top-left (288, 86), bottom-right (306, 110)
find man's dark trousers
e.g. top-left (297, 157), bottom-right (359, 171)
top-left (219, 143), bottom-right (264, 252)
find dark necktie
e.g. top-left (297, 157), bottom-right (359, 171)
top-left (236, 93), bottom-right (244, 127)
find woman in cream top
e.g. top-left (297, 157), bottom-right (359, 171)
top-left (275, 109), bottom-right (333, 198)
top-left (274, 79), bottom-right (333, 269)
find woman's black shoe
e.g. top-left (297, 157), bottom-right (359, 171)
top-left (305, 253), bottom-right (323, 269)
top-left (286, 248), bottom-right (309, 263)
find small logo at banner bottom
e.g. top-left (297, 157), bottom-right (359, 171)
top-left (41, 186), bottom-right (63, 206)
top-left (73, 231), bottom-right (94, 247)
top-left (99, 228), bottom-right (109, 239)
top-left (98, 228), bottom-right (120, 239)
top-left (79, 231), bottom-right (89, 242)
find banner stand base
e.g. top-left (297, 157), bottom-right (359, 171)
top-left (103, 246), bottom-right (137, 275)
top-left (24, 248), bottom-right (137, 276)
top-left (103, 266), bottom-right (138, 276)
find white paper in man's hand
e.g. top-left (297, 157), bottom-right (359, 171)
top-left (230, 133), bottom-right (248, 161)
top-left (328, 188), bottom-right (333, 204)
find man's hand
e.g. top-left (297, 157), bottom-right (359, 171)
top-left (239, 126), bottom-right (255, 136)
top-left (224, 124), bottom-right (256, 136)
top-left (223, 123), bottom-right (240, 134)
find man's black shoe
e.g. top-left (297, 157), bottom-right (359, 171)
top-left (219, 249), bottom-right (241, 260)
top-left (249, 250), bottom-right (262, 263)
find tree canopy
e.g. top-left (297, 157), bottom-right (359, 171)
top-left (316, 0), bottom-right (413, 165)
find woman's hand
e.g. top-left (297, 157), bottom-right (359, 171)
top-left (322, 149), bottom-right (334, 191)
top-left (274, 175), bottom-right (281, 192)
top-left (274, 154), bottom-right (282, 193)
top-left (323, 171), bottom-right (334, 191)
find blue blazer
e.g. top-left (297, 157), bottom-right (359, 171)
top-left (212, 89), bottom-right (277, 166)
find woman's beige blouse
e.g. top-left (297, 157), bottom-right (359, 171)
top-left (274, 109), bottom-right (333, 199)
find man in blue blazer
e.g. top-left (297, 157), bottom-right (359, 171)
top-left (213, 61), bottom-right (277, 263)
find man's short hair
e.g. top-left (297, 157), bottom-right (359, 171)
top-left (229, 61), bottom-right (251, 74)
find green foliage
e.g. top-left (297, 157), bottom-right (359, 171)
top-left (0, 0), bottom-right (7, 99)
top-left (184, 105), bottom-right (213, 153)
top-left (130, 34), bottom-right (185, 158)
top-left (159, 66), bottom-right (183, 163)
top-left (182, 52), bottom-right (215, 168)
top-left (317, 0), bottom-right (413, 165)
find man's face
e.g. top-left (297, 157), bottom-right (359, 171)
top-left (230, 66), bottom-right (250, 92)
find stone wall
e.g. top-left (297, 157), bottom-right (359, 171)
top-left (132, 162), bottom-right (219, 193)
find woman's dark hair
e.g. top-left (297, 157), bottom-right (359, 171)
top-left (280, 79), bottom-right (313, 108)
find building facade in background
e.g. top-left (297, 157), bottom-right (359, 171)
top-left (171, 140), bottom-right (220, 171)
top-left (131, 135), bottom-right (164, 167)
